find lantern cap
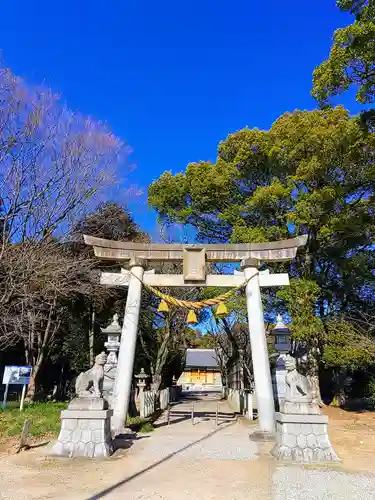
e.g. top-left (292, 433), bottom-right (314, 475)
top-left (101, 313), bottom-right (122, 334)
top-left (135, 367), bottom-right (148, 380)
top-left (271, 313), bottom-right (291, 335)
top-left (275, 313), bottom-right (285, 328)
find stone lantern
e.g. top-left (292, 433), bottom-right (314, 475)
top-left (135, 368), bottom-right (149, 418)
top-left (135, 368), bottom-right (148, 399)
top-left (270, 314), bottom-right (291, 409)
top-left (272, 314), bottom-right (291, 354)
top-left (101, 313), bottom-right (122, 405)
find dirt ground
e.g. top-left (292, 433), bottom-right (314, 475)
top-left (322, 406), bottom-right (375, 473)
top-left (0, 404), bottom-right (374, 500)
top-left (1, 406), bottom-right (375, 472)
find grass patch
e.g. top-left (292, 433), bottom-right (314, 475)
top-left (127, 415), bottom-right (155, 433)
top-left (0, 403), bottom-right (158, 444)
top-left (0, 402), bottom-right (67, 440)
top-left (139, 422), bottom-right (154, 433)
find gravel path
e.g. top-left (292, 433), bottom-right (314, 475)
top-left (273, 467), bottom-right (375, 500)
top-left (0, 395), bottom-right (375, 499)
top-left (128, 397), bottom-right (259, 462)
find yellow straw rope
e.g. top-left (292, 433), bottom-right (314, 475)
top-left (129, 269), bottom-right (259, 311)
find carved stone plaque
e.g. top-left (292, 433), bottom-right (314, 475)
top-left (183, 248), bottom-right (205, 281)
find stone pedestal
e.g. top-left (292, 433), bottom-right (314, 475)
top-left (272, 354), bottom-right (287, 410)
top-left (271, 354), bottom-right (339, 463)
top-left (102, 314), bottom-right (122, 407)
top-left (271, 412), bottom-right (339, 463)
top-left (103, 364), bottom-right (117, 408)
top-left (51, 398), bottom-right (114, 458)
top-left (250, 430), bottom-right (275, 442)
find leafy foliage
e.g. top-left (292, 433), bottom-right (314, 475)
top-left (278, 279), bottom-right (375, 371)
top-left (312, 0), bottom-right (375, 105)
top-left (72, 202), bottom-right (149, 243)
top-left (137, 265), bottom-right (202, 391)
top-left (149, 106), bottom-right (375, 378)
top-left (149, 107), bottom-right (374, 316)
top-left (277, 279), bottom-right (324, 343)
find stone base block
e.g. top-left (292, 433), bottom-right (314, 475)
top-left (68, 397), bottom-right (108, 411)
top-left (249, 430), bottom-right (275, 442)
top-left (50, 409), bottom-right (114, 458)
top-left (282, 400), bottom-right (320, 415)
top-left (271, 412), bottom-right (340, 463)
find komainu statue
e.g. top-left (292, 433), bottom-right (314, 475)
top-left (272, 354), bottom-right (339, 462)
top-left (283, 354), bottom-right (320, 415)
top-left (75, 352), bottom-right (107, 398)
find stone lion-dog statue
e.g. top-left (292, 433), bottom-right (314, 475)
top-left (283, 354), bottom-right (320, 414)
top-left (75, 351), bottom-right (107, 398)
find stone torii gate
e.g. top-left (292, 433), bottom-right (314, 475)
top-left (84, 235), bottom-right (307, 437)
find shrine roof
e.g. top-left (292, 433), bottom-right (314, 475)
top-left (185, 348), bottom-right (218, 369)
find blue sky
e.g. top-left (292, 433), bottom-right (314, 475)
top-left (1, 0), bottom-right (360, 239)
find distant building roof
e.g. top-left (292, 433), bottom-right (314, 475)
top-left (185, 348), bottom-right (219, 369)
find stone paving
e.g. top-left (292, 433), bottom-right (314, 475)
top-left (0, 395), bottom-right (375, 499)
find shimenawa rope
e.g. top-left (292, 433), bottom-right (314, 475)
top-left (128, 268), bottom-right (259, 311)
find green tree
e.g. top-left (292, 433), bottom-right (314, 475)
top-left (61, 202), bottom-right (149, 381)
top-left (71, 202), bottom-right (149, 244)
top-left (149, 107), bottom-right (374, 313)
top-left (137, 263), bottom-right (202, 391)
top-left (312, 0), bottom-right (375, 106)
top-left (149, 107), bottom-right (375, 399)
top-left (279, 279), bottom-right (375, 405)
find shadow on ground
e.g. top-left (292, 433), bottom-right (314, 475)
top-left (86, 420), bottom-right (237, 500)
top-left (113, 434), bottom-right (149, 452)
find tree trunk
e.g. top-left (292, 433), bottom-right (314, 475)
top-left (332, 368), bottom-right (347, 407)
top-left (150, 373), bottom-right (162, 392)
top-left (308, 373), bottom-right (324, 407)
top-left (89, 306), bottom-right (95, 366)
top-left (25, 355), bottom-right (43, 402)
top-left (151, 324), bottom-right (171, 391)
top-left (305, 342), bottom-right (324, 407)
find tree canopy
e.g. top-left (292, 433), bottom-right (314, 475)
top-left (149, 106), bottom-right (375, 385)
top-left (312, 0), bottom-right (375, 105)
top-left (149, 107), bottom-right (374, 311)
top-left (72, 202), bottom-right (149, 243)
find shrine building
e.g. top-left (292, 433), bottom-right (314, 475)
top-left (178, 348), bottom-right (222, 393)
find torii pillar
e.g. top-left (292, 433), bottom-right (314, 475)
top-left (111, 258), bottom-right (145, 432)
top-left (242, 259), bottom-right (275, 438)
top-left (84, 235), bottom-right (307, 436)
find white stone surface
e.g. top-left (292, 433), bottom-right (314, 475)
top-left (273, 467), bottom-right (375, 500)
top-left (51, 409), bottom-right (113, 458)
top-left (277, 413), bottom-right (328, 424)
top-left (101, 270), bottom-right (290, 288)
top-left (273, 354), bottom-right (287, 407)
top-left (111, 263), bottom-right (144, 432)
top-left (272, 412), bottom-right (339, 463)
top-left (244, 264), bottom-right (276, 435)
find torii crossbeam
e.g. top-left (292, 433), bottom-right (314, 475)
top-left (84, 235), bottom-right (307, 436)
